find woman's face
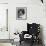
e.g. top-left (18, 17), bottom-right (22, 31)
top-left (18, 9), bottom-right (25, 18)
top-left (19, 11), bottom-right (23, 16)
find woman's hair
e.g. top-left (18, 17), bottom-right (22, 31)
top-left (18, 9), bottom-right (25, 15)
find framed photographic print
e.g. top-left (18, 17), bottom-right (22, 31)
top-left (16, 7), bottom-right (27, 20)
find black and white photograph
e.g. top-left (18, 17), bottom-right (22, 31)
top-left (0, 0), bottom-right (46, 46)
top-left (16, 7), bottom-right (27, 20)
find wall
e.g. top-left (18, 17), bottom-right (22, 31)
top-left (0, 4), bottom-right (9, 39)
top-left (9, 0), bottom-right (46, 46)
top-left (0, 0), bottom-right (46, 46)
top-left (0, 0), bottom-right (12, 46)
top-left (0, 0), bottom-right (12, 45)
top-left (0, 0), bottom-right (8, 3)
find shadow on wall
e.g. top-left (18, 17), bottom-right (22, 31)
top-left (40, 25), bottom-right (45, 46)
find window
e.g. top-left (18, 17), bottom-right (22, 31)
top-left (0, 4), bottom-right (8, 31)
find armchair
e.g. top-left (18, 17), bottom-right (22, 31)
top-left (19, 23), bottom-right (41, 46)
